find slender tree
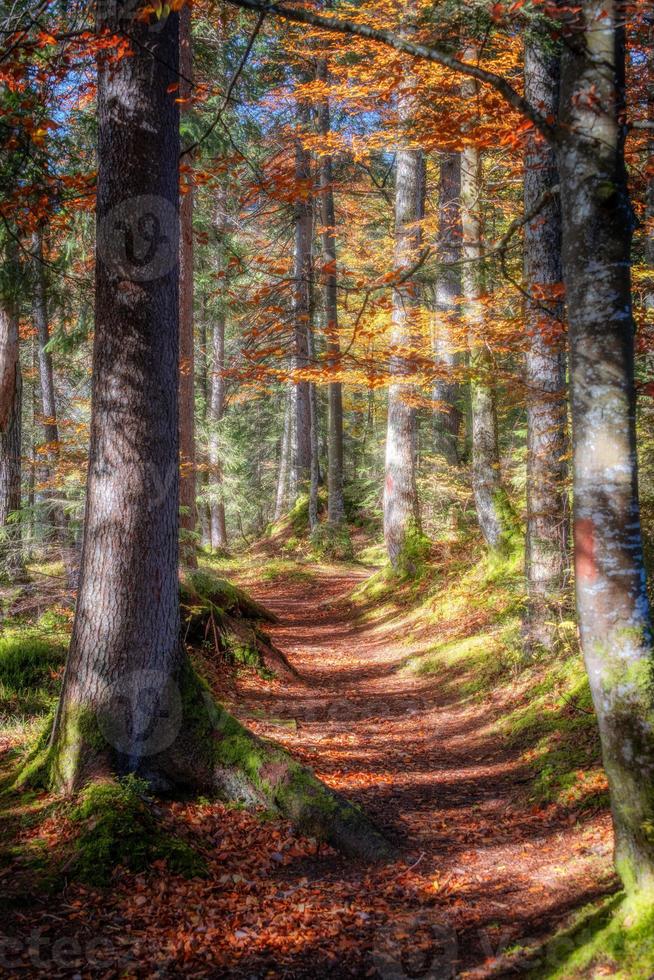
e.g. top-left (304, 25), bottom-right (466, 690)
top-left (461, 55), bottom-right (508, 550)
top-left (274, 386), bottom-right (292, 521)
top-left (433, 151), bottom-right (463, 465)
top-left (207, 188), bottom-right (229, 551)
top-left (0, 279), bottom-right (22, 580)
top-left (523, 36), bottom-right (568, 650)
top-left (31, 229), bottom-right (77, 585)
top-left (316, 56), bottom-right (346, 526)
top-left (293, 96), bottom-right (313, 497)
top-left (179, 3), bottom-right (198, 568)
top-left (383, 80), bottom-right (424, 568)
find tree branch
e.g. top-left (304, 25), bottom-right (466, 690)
top-left (222, 0), bottom-right (558, 142)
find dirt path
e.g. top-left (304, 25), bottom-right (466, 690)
top-left (235, 564), bottom-right (615, 977)
top-left (2, 564), bottom-right (615, 979)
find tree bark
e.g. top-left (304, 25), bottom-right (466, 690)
top-left (293, 97), bottom-right (313, 498)
top-left (0, 295), bottom-right (22, 579)
top-left (50, 4), bottom-right (185, 787)
top-left (45, 13), bottom-right (390, 861)
top-left (31, 229), bottom-right (77, 586)
top-left (178, 3), bottom-right (198, 569)
top-left (308, 331), bottom-right (319, 532)
top-left (557, 1), bottom-right (654, 896)
top-left (316, 56), bottom-right (345, 526)
top-left (433, 151), bottom-right (463, 466)
top-left (208, 192), bottom-right (228, 552)
top-left (383, 85), bottom-right (424, 568)
top-left (461, 56), bottom-right (508, 550)
top-left (523, 39), bottom-right (569, 650)
top-left (274, 386), bottom-right (292, 521)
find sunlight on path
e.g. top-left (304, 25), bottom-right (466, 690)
top-left (238, 564), bottom-right (615, 977)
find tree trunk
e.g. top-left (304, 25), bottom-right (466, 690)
top-left (197, 309), bottom-right (211, 548)
top-left (208, 192), bottom-right (228, 552)
top-left (208, 308), bottom-right (228, 552)
top-left (461, 58), bottom-right (508, 550)
top-left (316, 57), bottom-right (345, 526)
top-left (433, 151), bottom-right (462, 466)
top-left (50, 4), bottom-right (185, 788)
top-left (523, 38), bottom-right (569, 650)
top-left (31, 229), bottom-right (77, 587)
top-left (308, 332), bottom-right (319, 532)
top-left (0, 296), bottom-right (22, 579)
top-left (25, 4), bottom-right (415, 864)
top-left (178, 3), bottom-right (197, 569)
top-left (274, 387), bottom-right (292, 521)
top-left (383, 86), bottom-right (424, 569)
top-left (557, 1), bottom-right (654, 896)
top-left (293, 97), bottom-right (313, 498)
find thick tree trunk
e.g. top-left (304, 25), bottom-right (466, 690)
top-left (461, 60), bottom-right (508, 550)
top-left (0, 298), bottom-right (22, 579)
top-left (293, 97), bottom-right (313, 498)
top-left (316, 57), bottom-right (345, 526)
top-left (178, 3), bottom-right (197, 569)
top-left (433, 151), bottom-right (462, 466)
top-left (31, 230), bottom-right (77, 586)
top-left (557, 2), bottom-right (654, 896)
top-left (44, 10), bottom-right (390, 860)
top-left (50, 5), bottom-right (185, 788)
top-left (523, 39), bottom-right (569, 650)
top-left (274, 387), bottom-right (292, 521)
top-left (383, 88), bottom-right (424, 568)
top-left (208, 192), bottom-right (228, 552)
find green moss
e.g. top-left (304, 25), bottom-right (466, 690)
top-left (71, 775), bottom-right (206, 886)
top-left (394, 520), bottom-right (432, 579)
top-left (260, 559), bottom-right (314, 583)
top-left (310, 523), bottom-right (354, 561)
top-left (526, 893), bottom-right (654, 978)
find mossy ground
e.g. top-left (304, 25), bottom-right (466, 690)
top-left (70, 776), bottom-right (207, 886)
top-left (353, 537), bottom-right (604, 811)
top-left (499, 892), bottom-right (654, 978)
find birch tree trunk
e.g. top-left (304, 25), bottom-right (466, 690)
top-left (178, 3), bottom-right (197, 568)
top-left (293, 97), bottom-right (313, 498)
top-left (0, 295), bottom-right (22, 579)
top-left (557, 0), bottom-right (654, 895)
top-left (461, 59), bottom-right (508, 550)
top-left (316, 57), bottom-right (345, 526)
top-left (383, 86), bottom-right (424, 568)
top-left (523, 39), bottom-right (569, 650)
top-left (433, 151), bottom-right (462, 466)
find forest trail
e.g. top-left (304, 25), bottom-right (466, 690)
top-left (231, 563), bottom-right (615, 977)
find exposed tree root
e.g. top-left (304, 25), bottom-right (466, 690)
top-left (15, 662), bottom-right (392, 864)
top-left (180, 572), bottom-right (299, 682)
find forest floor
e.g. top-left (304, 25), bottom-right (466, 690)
top-left (0, 551), bottom-right (620, 978)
